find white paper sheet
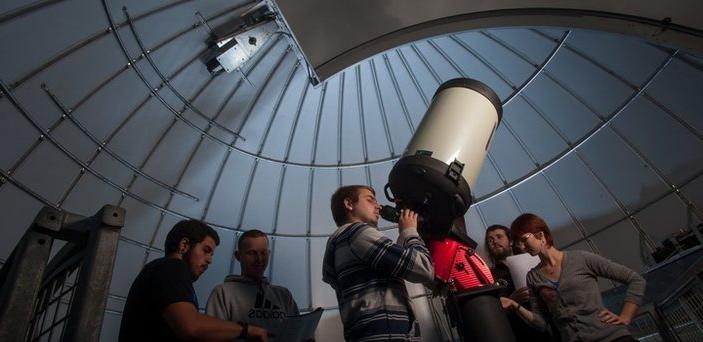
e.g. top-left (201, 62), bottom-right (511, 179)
top-left (271, 307), bottom-right (324, 342)
top-left (505, 253), bottom-right (541, 289)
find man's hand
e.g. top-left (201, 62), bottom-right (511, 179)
top-left (598, 309), bottom-right (629, 325)
top-left (509, 286), bottom-right (530, 304)
top-left (247, 324), bottom-right (270, 341)
top-left (398, 209), bottom-right (418, 232)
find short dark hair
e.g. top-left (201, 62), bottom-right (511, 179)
top-left (511, 213), bottom-right (554, 247)
top-left (238, 229), bottom-right (268, 251)
top-left (484, 224), bottom-right (510, 264)
top-left (165, 219), bottom-right (220, 255)
top-left (330, 185), bottom-right (375, 226)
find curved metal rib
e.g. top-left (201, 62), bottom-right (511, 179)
top-left (121, 6), bottom-right (246, 141)
top-left (42, 84), bottom-right (199, 201)
top-left (369, 58), bottom-right (396, 156)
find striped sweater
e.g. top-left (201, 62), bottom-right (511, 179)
top-left (322, 222), bottom-right (435, 341)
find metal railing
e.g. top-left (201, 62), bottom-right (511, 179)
top-left (0, 205), bottom-right (125, 342)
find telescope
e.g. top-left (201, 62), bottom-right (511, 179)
top-left (382, 78), bottom-right (515, 342)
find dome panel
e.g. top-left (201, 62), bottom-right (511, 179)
top-left (0, 102), bottom-right (36, 170)
top-left (433, 33), bottom-right (513, 98)
top-left (473, 156), bottom-right (504, 198)
top-left (523, 75), bottom-right (599, 143)
top-left (545, 46), bottom-right (633, 118)
top-left (484, 28), bottom-right (565, 67)
top-left (270, 236), bottom-right (310, 308)
top-left (107, 98), bottom-right (176, 167)
top-left (312, 72), bottom-right (342, 165)
top-left (310, 169), bottom-right (338, 235)
top-left (410, 40), bottom-right (460, 82)
top-left (487, 124), bottom-right (536, 183)
top-left (504, 97), bottom-right (568, 165)
top-left (13, 143), bottom-right (80, 204)
top-left (634, 193), bottom-right (702, 243)
top-left (681, 174), bottom-right (703, 210)
top-left (287, 83), bottom-right (323, 163)
top-left (339, 71), bottom-right (366, 164)
top-left (17, 34), bottom-right (126, 110)
top-left (275, 167), bottom-right (311, 234)
top-left (310, 237), bottom-right (337, 308)
top-left (62, 173), bottom-right (122, 215)
top-left (191, 71), bottom-right (243, 122)
top-left (645, 56), bottom-right (703, 136)
top-left (0, 184), bottom-right (44, 261)
top-left (565, 30), bottom-right (670, 86)
top-left (0, 0), bottom-right (106, 82)
top-left (512, 174), bottom-right (583, 247)
top-left (358, 63), bottom-right (394, 159)
top-left (140, 29), bottom-right (211, 80)
top-left (545, 153), bottom-right (622, 235)
top-left (475, 192), bottom-right (521, 228)
top-left (578, 128), bottom-right (669, 210)
top-left (395, 45), bottom-right (439, 103)
top-left (167, 139), bottom-right (227, 218)
top-left (382, 51), bottom-right (430, 124)
top-left (241, 162), bottom-right (282, 234)
top-left (118, 198), bottom-right (165, 245)
top-left (140, 120), bottom-right (203, 186)
top-left (612, 97), bottom-right (703, 186)
top-left (108, 241), bottom-right (147, 297)
top-left (589, 219), bottom-right (647, 273)
top-left (370, 56), bottom-right (414, 154)
top-left (341, 167), bottom-right (367, 186)
top-left (204, 152), bottom-right (255, 227)
top-left (260, 71), bottom-right (312, 161)
top-left (445, 32), bottom-right (535, 87)
top-left (71, 71), bottom-right (158, 142)
top-left (236, 55), bottom-right (300, 155)
top-left (217, 41), bottom-right (289, 136)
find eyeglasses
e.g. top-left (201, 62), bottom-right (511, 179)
top-left (516, 233), bottom-right (534, 246)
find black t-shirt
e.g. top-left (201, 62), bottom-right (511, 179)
top-left (119, 257), bottom-right (196, 341)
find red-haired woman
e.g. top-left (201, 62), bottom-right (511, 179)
top-left (500, 213), bottom-right (646, 342)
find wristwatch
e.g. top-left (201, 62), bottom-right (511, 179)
top-left (238, 321), bottom-right (248, 339)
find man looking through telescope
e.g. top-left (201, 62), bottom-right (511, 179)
top-left (322, 185), bottom-right (435, 341)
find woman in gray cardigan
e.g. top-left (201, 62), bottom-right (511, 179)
top-left (499, 213), bottom-right (646, 342)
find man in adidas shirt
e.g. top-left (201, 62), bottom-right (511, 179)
top-left (206, 229), bottom-right (299, 338)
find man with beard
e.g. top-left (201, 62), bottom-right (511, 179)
top-left (119, 220), bottom-right (269, 341)
top-left (485, 224), bottom-right (554, 342)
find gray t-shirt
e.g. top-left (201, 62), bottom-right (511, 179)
top-left (526, 250), bottom-right (646, 342)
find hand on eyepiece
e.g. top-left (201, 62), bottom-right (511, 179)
top-left (398, 209), bottom-right (418, 232)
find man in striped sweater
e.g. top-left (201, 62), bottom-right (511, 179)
top-left (322, 185), bottom-right (435, 341)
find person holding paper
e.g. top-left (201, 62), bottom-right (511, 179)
top-left (485, 224), bottom-right (554, 341)
top-left (120, 220), bottom-right (269, 341)
top-left (322, 185), bottom-right (435, 341)
top-left (501, 213), bottom-right (646, 342)
top-left (206, 229), bottom-right (299, 338)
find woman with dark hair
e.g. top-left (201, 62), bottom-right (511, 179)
top-left (500, 213), bottom-right (646, 342)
